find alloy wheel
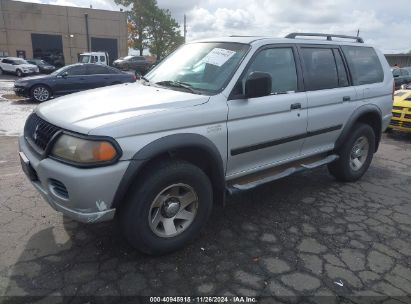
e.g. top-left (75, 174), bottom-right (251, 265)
top-left (33, 86), bottom-right (50, 102)
top-left (148, 183), bottom-right (198, 238)
top-left (349, 136), bottom-right (369, 171)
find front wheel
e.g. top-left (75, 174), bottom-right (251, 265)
top-left (328, 123), bottom-right (375, 182)
top-left (30, 85), bottom-right (51, 102)
top-left (16, 69), bottom-right (23, 77)
top-left (119, 160), bottom-right (213, 255)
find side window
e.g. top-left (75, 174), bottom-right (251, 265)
top-left (87, 65), bottom-right (109, 75)
top-left (333, 49), bottom-right (349, 87)
top-left (244, 48), bottom-right (298, 94)
top-left (300, 47), bottom-right (338, 90)
top-left (100, 56), bottom-right (106, 62)
top-left (66, 65), bottom-right (87, 76)
top-left (3, 59), bottom-right (11, 64)
top-left (341, 46), bottom-right (384, 85)
top-left (400, 69), bottom-right (408, 76)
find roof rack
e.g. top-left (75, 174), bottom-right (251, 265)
top-left (285, 33), bottom-right (364, 43)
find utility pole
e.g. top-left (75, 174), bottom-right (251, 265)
top-left (183, 14), bottom-right (187, 42)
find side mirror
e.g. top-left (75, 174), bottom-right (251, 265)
top-left (61, 71), bottom-right (68, 78)
top-left (245, 72), bottom-right (272, 98)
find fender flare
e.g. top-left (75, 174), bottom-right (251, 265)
top-left (334, 104), bottom-right (382, 152)
top-left (111, 133), bottom-right (226, 208)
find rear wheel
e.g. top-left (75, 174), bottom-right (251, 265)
top-left (30, 85), bottom-right (51, 102)
top-left (119, 160), bottom-right (213, 255)
top-left (328, 123), bottom-right (375, 182)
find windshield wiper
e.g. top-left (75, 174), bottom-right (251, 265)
top-left (155, 80), bottom-right (199, 94)
top-left (140, 76), bottom-right (151, 85)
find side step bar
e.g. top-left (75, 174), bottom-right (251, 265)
top-left (227, 154), bottom-right (339, 195)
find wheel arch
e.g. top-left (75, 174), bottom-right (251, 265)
top-left (29, 83), bottom-right (53, 96)
top-left (112, 133), bottom-right (226, 209)
top-left (335, 104), bottom-right (382, 152)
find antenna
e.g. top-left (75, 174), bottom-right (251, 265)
top-left (357, 29), bottom-right (360, 37)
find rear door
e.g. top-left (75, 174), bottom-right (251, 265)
top-left (227, 45), bottom-right (308, 177)
top-left (86, 64), bottom-right (113, 88)
top-left (299, 45), bottom-right (356, 155)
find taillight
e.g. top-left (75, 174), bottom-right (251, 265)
top-left (133, 75), bottom-right (137, 81)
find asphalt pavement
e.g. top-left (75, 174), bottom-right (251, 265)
top-left (0, 76), bottom-right (411, 303)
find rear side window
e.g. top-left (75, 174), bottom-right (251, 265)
top-left (342, 46), bottom-right (383, 85)
top-left (100, 56), bottom-right (106, 62)
top-left (300, 48), bottom-right (339, 90)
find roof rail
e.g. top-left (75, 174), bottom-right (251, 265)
top-left (285, 33), bottom-right (364, 43)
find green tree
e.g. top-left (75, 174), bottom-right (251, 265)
top-left (147, 8), bottom-right (184, 60)
top-left (115, 0), bottom-right (157, 55)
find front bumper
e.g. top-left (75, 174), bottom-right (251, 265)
top-left (18, 136), bottom-right (130, 223)
top-left (389, 107), bottom-right (411, 132)
top-left (13, 86), bottom-right (30, 97)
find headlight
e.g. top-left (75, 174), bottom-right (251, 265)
top-left (51, 134), bottom-right (119, 165)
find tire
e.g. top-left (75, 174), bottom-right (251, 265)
top-left (328, 123), bottom-right (375, 182)
top-left (0, 68), bottom-right (3, 75)
top-left (16, 69), bottom-right (23, 77)
top-left (119, 160), bottom-right (213, 255)
top-left (30, 85), bottom-right (51, 102)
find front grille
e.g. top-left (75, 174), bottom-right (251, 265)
top-left (392, 112), bottom-right (401, 118)
top-left (24, 113), bottom-right (60, 152)
top-left (49, 179), bottom-right (69, 199)
top-left (393, 106), bottom-right (404, 111)
top-left (403, 122), bottom-right (411, 128)
top-left (390, 120), bottom-right (400, 126)
top-left (405, 114), bottom-right (411, 119)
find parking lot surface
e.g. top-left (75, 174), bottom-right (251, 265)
top-left (1, 130), bottom-right (411, 302)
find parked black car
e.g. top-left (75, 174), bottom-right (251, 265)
top-left (26, 59), bottom-right (56, 74)
top-left (113, 55), bottom-right (152, 74)
top-left (392, 67), bottom-right (411, 89)
top-left (14, 63), bottom-right (136, 102)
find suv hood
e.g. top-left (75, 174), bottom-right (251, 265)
top-left (36, 83), bottom-right (210, 134)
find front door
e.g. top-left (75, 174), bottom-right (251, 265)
top-left (226, 46), bottom-right (308, 178)
top-left (53, 65), bottom-right (88, 94)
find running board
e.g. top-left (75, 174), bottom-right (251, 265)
top-left (227, 154), bottom-right (339, 195)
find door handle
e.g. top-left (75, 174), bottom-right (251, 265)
top-left (290, 103), bottom-right (301, 110)
top-left (343, 96), bottom-right (351, 102)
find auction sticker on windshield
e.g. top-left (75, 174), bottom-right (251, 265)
top-left (201, 48), bottom-right (236, 66)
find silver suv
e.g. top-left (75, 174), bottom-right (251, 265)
top-left (19, 33), bottom-right (393, 255)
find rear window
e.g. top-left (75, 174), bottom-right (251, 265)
top-left (342, 46), bottom-right (384, 85)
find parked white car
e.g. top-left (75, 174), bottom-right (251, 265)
top-left (0, 57), bottom-right (39, 77)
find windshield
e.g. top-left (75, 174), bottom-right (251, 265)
top-left (145, 42), bottom-right (250, 94)
top-left (79, 55), bottom-right (90, 63)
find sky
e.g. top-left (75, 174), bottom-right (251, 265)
top-left (16, 0), bottom-right (411, 54)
